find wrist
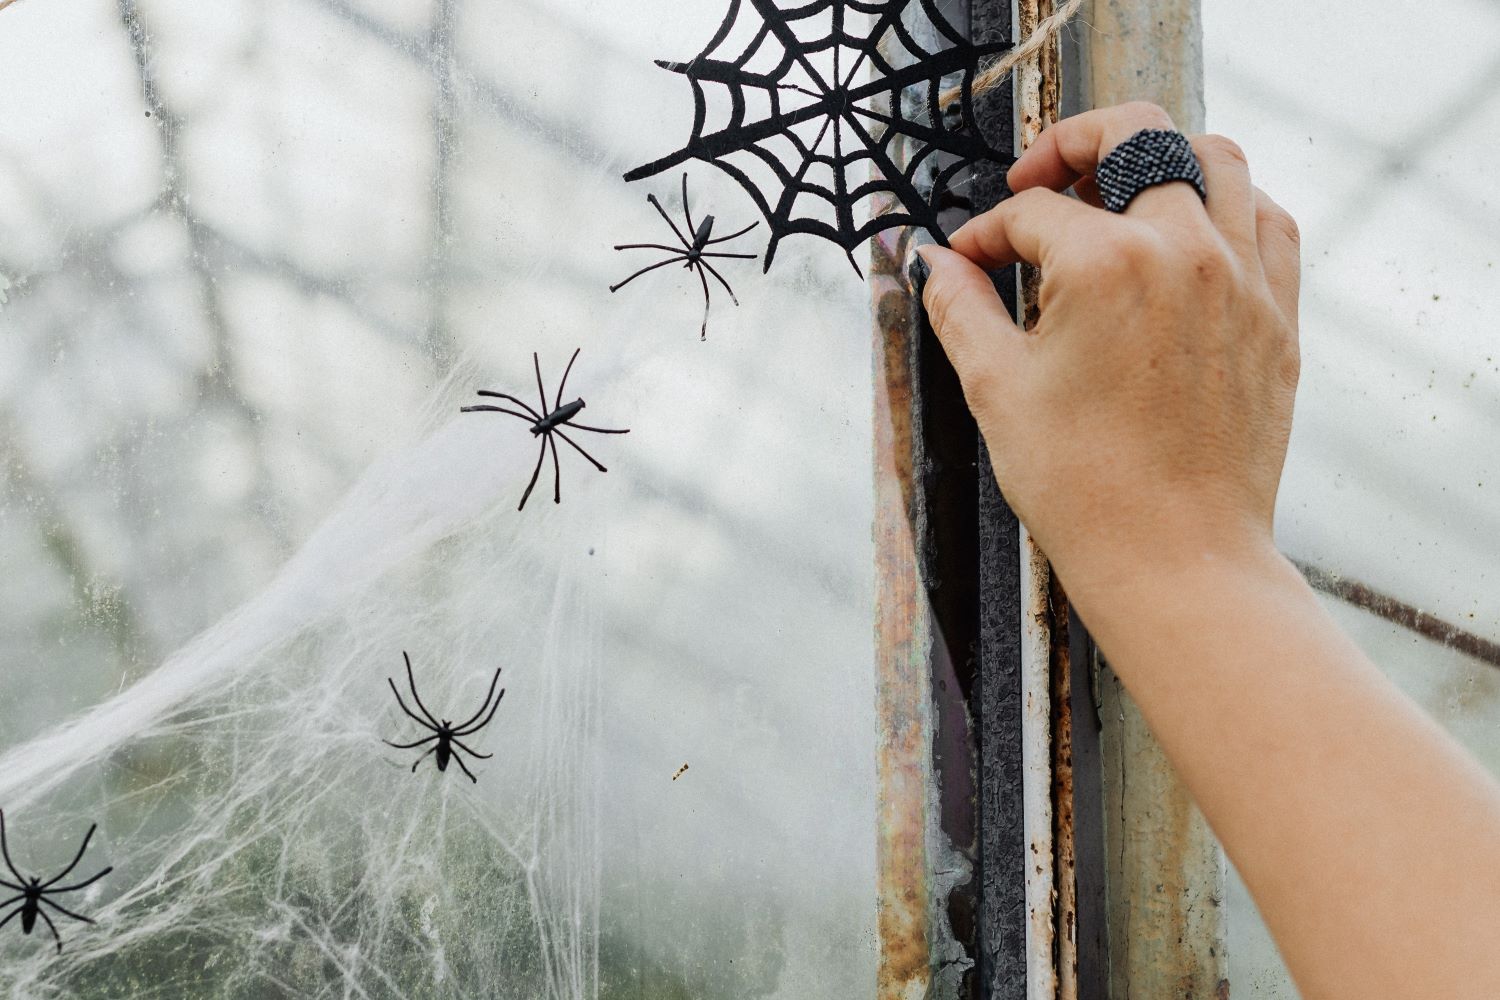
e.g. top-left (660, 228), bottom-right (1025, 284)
top-left (1053, 527), bottom-right (1298, 649)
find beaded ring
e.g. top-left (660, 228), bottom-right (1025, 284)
top-left (1095, 128), bottom-right (1208, 214)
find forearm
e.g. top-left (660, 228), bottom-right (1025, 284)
top-left (920, 100), bottom-right (1500, 995)
top-left (1063, 544), bottom-right (1500, 1000)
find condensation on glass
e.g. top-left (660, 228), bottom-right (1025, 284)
top-left (0, 1), bottom-right (889, 995)
top-left (1204, 0), bottom-right (1500, 994)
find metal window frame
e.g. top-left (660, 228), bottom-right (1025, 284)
top-left (870, 3), bottom-right (1227, 998)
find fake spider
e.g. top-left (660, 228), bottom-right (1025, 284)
top-left (384, 652), bottom-right (505, 784)
top-left (0, 810), bottom-right (112, 954)
top-left (610, 174), bottom-right (759, 340)
top-left (461, 349), bottom-right (629, 511)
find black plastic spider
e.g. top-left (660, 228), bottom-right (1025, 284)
top-left (610, 174), bottom-right (759, 340)
top-left (383, 652), bottom-right (505, 784)
top-left (0, 810), bottom-right (112, 954)
top-left (461, 349), bottom-right (629, 511)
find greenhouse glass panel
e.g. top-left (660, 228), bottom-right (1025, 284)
top-left (0, 0), bottom-right (1025, 994)
top-left (1204, 0), bottom-right (1500, 994)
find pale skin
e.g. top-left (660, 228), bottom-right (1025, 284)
top-left (917, 102), bottom-right (1500, 999)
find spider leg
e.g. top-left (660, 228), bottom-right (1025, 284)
top-left (459, 405), bottom-right (537, 421)
top-left (451, 668), bottom-right (504, 732)
top-left (472, 391), bottom-right (544, 419)
top-left (612, 242), bottom-right (686, 254)
top-left (0, 811), bottom-right (26, 886)
top-left (532, 353), bottom-right (548, 417)
top-left (37, 908), bottom-right (64, 954)
top-left (387, 677), bottom-right (439, 733)
top-left (554, 348), bottom-right (582, 411)
top-left (562, 422), bottom-right (629, 435)
top-left (699, 259), bottom-right (742, 307)
top-left (449, 736), bottom-right (493, 760)
top-left (402, 653), bottom-right (444, 730)
top-left (695, 264), bottom-right (712, 340)
top-left (39, 897), bottom-right (95, 925)
top-left (0, 895), bottom-right (21, 911)
top-left (0, 905), bottom-right (24, 933)
top-left (680, 173), bottom-right (696, 243)
top-left (451, 754), bottom-right (480, 784)
top-left (704, 220), bottom-right (760, 245)
top-left (39, 823), bottom-right (96, 889)
top-left (383, 734), bottom-right (440, 751)
top-left (549, 434), bottom-right (562, 504)
top-left (45, 865), bottom-right (111, 895)
top-left (647, 192), bottom-right (690, 247)
top-left (452, 688), bottom-right (506, 738)
top-left (700, 251), bottom-right (760, 261)
top-left (410, 746), bottom-right (439, 773)
top-left (609, 255), bottom-right (691, 293)
top-left (552, 430), bottom-right (608, 473)
top-left (517, 439), bottom-right (548, 511)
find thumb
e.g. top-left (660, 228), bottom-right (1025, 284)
top-left (916, 244), bottom-right (1027, 402)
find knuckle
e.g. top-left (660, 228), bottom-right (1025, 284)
top-left (1067, 234), bottom-right (1156, 290)
top-left (1005, 187), bottom-right (1054, 214)
top-left (1117, 101), bottom-right (1174, 130)
top-left (1260, 204), bottom-right (1302, 248)
top-left (1184, 234), bottom-right (1234, 278)
top-left (1092, 225), bottom-right (1160, 272)
top-left (1276, 336), bottom-right (1302, 388)
top-left (923, 279), bottom-right (960, 333)
top-left (1195, 133), bottom-right (1249, 168)
top-left (923, 272), bottom-right (975, 337)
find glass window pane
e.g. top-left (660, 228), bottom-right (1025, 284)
top-left (1204, 1), bottom-right (1500, 993)
top-left (0, 2), bottom-right (891, 993)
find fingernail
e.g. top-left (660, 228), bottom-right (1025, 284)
top-left (910, 247), bottom-right (933, 291)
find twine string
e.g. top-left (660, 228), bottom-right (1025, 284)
top-left (939, 0), bottom-right (1085, 109)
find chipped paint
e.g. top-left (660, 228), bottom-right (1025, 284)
top-left (1050, 578), bottom-right (1079, 1000)
top-left (1017, 1), bottom-right (1065, 996)
top-left (871, 223), bottom-right (936, 1000)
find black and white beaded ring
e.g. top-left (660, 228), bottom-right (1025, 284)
top-left (1094, 128), bottom-right (1208, 214)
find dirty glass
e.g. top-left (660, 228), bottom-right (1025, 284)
top-left (0, 1), bottom-right (885, 995)
top-left (1203, 0), bottom-right (1500, 994)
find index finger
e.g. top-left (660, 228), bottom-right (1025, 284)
top-left (1009, 102), bottom-right (1183, 196)
top-left (949, 187), bottom-right (1098, 270)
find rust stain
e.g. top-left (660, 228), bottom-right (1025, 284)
top-left (870, 226), bottom-right (932, 999)
top-left (1017, 1), bottom-right (1071, 994)
top-left (1050, 575), bottom-right (1078, 1000)
top-left (1295, 559), bottom-right (1500, 669)
top-left (868, 3), bottom-right (1076, 991)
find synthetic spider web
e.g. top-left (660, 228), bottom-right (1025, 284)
top-left (624, 0), bottom-right (1011, 273)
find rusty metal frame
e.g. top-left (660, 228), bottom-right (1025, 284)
top-left (1015, 5), bottom-right (1066, 999)
top-left (869, 2), bottom-right (1013, 995)
top-left (1077, 3), bottom-right (1230, 998)
top-left (870, 4), bottom-right (1223, 997)
top-left (869, 2), bottom-right (1040, 998)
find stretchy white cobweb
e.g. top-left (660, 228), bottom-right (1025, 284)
top-left (0, 3), bottom-right (916, 995)
top-left (0, 361), bottom-right (612, 999)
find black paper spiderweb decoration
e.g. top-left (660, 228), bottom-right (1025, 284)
top-left (624, 0), bottom-right (1011, 273)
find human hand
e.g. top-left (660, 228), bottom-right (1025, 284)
top-left (918, 102), bottom-right (1302, 602)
